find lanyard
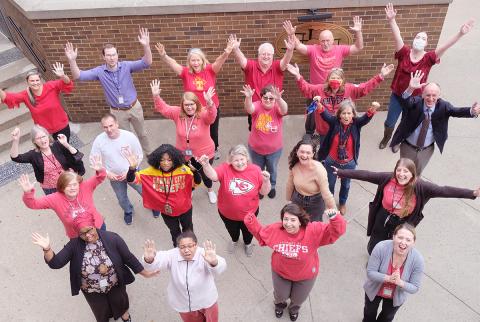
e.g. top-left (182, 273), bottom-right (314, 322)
top-left (42, 152), bottom-right (60, 171)
top-left (184, 116), bottom-right (196, 144)
top-left (391, 183), bottom-right (405, 211)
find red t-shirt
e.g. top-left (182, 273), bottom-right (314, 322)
top-left (243, 59), bottom-right (284, 102)
top-left (306, 44), bottom-right (350, 84)
top-left (328, 128), bottom-right (354, 164)
top-left (382, 179), bottom-right (417, 216)
top-left (248, 101), bottom-right (285, 155)
top-left (216, 162), bottom-right (263, 221)
top-left (244, 212), bottom-right (346, 281)
top-left (179, 64), bottom-right (219, 107)
top-left (3, 80), bottom-right (73, 133)
top-left (377, 260), bottom-right (405, 299)
top-left (390, 45), bottom-right (439, 96)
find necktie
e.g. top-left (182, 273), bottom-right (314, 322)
top-left (416, 110), bottom-right (431, 147)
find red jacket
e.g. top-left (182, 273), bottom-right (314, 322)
top-left (244, 213), bottom-right (346, 281)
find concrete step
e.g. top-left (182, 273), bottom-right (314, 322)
top-left (0, 57), bottom-right (36, 89)
top-left (0, 102), bottom-right (32, 132)
top-left (0, 33), bottom-right (15, 53)
top-left (0, 118), bottom-right (34, 154)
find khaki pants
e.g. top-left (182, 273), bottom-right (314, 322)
top-left (110, 100), bottom-right (152, 154)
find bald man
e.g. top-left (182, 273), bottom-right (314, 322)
top-left (390, 71), bottom-right (480, 175)
top-left (283, 17), bottom-right (364, 134)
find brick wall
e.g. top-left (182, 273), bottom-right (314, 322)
top-left (2, 2), bottom-right (448, 122)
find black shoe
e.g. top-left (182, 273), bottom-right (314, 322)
top-left (289, 311), bottom-right (299, 321)
top-left (124, 212), bottom-right (133, 225)
top-left (268, 188), bottom-right (276, 199)
top-left (275, 303), bottom-right (287, 319)
top-left (259, 193), bottom-right (264, 200)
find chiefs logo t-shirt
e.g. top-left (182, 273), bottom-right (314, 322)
top-left (216, 162), bottom-right (263, 221)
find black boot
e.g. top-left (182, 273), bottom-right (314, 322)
top-left (379, 126), bottom-right (394, 149)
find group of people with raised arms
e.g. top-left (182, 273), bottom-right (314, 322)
top-left (3, 3), bottom-right (480, 322)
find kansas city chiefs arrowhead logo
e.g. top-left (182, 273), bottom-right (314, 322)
top-left (228, 178), bottom-right (254, 195)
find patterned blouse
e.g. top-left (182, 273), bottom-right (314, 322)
top-left (81, 239), bottom-right (118, 293)
top-left (41, 153), bottom-right (63, 189)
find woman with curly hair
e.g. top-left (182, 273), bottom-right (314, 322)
top-left (124, 144), bottom-right (200, 246)
top-left (286, 138), bottom-right (335, 222)
top-left (335, 158), bottom-right (480, 253)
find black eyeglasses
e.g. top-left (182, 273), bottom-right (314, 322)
top-left (79, 227), bottom-right (95, 238)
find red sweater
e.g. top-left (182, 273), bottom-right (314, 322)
top-left (3, 80), bottom-right (73, 133)
top-left (22, 169), bottom-right (106, 238)
top-left (296, 74), bottom-right (383, 135)
top-left (244, 213), bottom-right (346, 281)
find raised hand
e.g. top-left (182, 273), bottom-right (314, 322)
top-left (471, 102), bottom-right (480, 117)
top-left (143, 239), bottom-right (157, 263)
top-left (380, 63), bottom-right (395, 78)
top-left (155, 42), bottom-right (166, 57)
top-left (325, 208), bottom-right (339, 219)
top-left (89, 155), bottom-right (103, 171)
top-left (282, 20), bottom-right (296, 35)
top-left (138, 27), bottom-right (150, 46)
top-left (240, 84), bottom-right (255, 98)
top-left (57, 133), bottom-right (68, 146)
top-left (52, 62), bottom-right (65, 78)
top-left (409, 70), bottom-right (426, 90)
top-left (225, 36), bottom-right (235, 54)
top-left (271, 86), bottom-right (284, 101)
top-left (32, 232), bottom-right (51, 250)
top-left (369, 101), bottom-right (381, 112)
top-left (385, 3), bottom-right (397, 21)
top-left (203, 87), bottom-right (216, 107)
top-left (286, 63), bottom-right (301, 79)
top-left (202, 240), bottom-right (218, 266)
top-left (284, 34), bottom-right (296, 51)
top-left (18, 173), bottom-right (35, 192)
top-left (64, 42), bottom-right (78, 60)
top-left (229, 34), bottom-right (241, 50)
top-left (460, 19), bottom-right (475, 35)
top-left (350, 16), bottom-right (363, 32)
top-left (261, 170), bottom-right (270, 182)
top-left (11, 127), bottom-right (20, 141)
top-left (197, 154), bottom-right (210, 166)
top-left (121, 146), bottom-right (139, 168)
top-left (150, 79), bottom-right (161, 96)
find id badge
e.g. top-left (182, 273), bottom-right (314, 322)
top-left (164, 203), bottom-right (173, 215)
top-left (118, 96), bottom-right (124, 104)
top-left (99, 279), bottom-right (108, 288)
top-left (381, 285), bottom-right (394, 297)
top-left (184, 149), bottom-right (193, 156)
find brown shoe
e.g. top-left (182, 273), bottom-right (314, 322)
top-left (391, 143), bottom-right (400, 153)
top-left (379, 126), bottom-right (394, 149)
top-left (339, 204), bottom-right (347, 215)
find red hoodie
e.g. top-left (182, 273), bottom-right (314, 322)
top-left (296, 74), bottom-right (383, 135)
top-left (244, 212), bottom-right (346, 281)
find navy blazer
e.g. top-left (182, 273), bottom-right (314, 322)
top-left (317, 110), bottom-right (373, 163)
top-left (46, 230), bottom-right (144, 296)
top-left (390, 95), bottom-right (473, 153)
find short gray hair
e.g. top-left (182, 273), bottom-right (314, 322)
top-left (30, 125), bottom-right (52, 149)
top-left (258, 43), bottom-right (274, 55)
top-left (227, 144), bottom-right (251, 163)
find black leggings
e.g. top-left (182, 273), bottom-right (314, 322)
top-left (363, 294), bottom-right (400, 322)
top-left (189, 157), bottom-right (213, 189)
top-left (52, 124), bottom-right (71, 142)
top-left (219, 208), bottom-right (259, 245)
top-left (368, 207), bottom-right (407, 254)
top-left (161, 207), bottom-right (193, 247)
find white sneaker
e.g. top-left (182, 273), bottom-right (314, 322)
top-left (208, 190), bottom-right (217, 204)
top-left (245, 243), bottom-right (254, 257)
top-left (227, 241), bottom-right (238, 254)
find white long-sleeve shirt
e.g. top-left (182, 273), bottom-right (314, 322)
top-left (143, 247), bottom-right (226, 313)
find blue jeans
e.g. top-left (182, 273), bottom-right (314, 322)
top-left (384, 93), bottom-right (403, 129)
top-left (109, 180), bottom-right (142, 214)
top-left (324, 156), bottom-right (356, 205)
top-left (248, 146), bottom-right (282, 188)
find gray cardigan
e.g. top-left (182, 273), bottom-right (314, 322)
top-left (364, 240), bottom-right (424, 307)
